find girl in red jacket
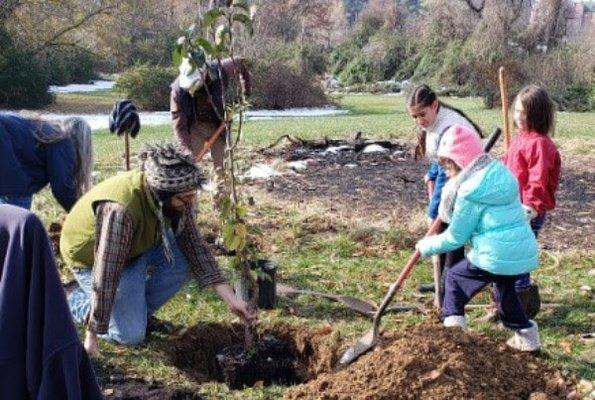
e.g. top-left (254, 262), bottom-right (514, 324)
top-left (484, 85), bottom-right (561, 322)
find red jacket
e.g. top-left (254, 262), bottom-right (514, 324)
top-left (502, 131), bottom-right (561, 215)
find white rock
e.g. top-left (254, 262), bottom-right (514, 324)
top-left (323, 145), bottom-right (351, 154)
top-left (362, 144), bottom-right (389, 154)
top-left (345, 164), bottom-right (358, 169)
top-left (243, 164), bottom-right (280, 180)
top-left (287, 160), bottom-right (308, 172)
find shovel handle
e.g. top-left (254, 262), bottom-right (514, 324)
top-left (374, 218), bottom-right (443, 322)
top-left (498, 67), bottom-right (511, 151)
top-left (195, 121), bottom-right (227, 161)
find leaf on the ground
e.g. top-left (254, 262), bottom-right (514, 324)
top-left (559, 340), bottom-right (573, 353)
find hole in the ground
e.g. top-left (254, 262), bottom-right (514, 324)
top-left (161, 322), bottom-right (576, 398)
top-left (160, 322), bottom-right (340, 389)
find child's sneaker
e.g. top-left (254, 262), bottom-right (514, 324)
top-left (506, 320), bottom-right (541, 352)
top-left (443, 315), bottom-right (467, 330)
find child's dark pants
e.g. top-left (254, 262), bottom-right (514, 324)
top-left (443, 258), bottom-right (532, 330)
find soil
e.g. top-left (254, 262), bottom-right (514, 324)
top-left (158, 322), bottom-right (341, 386)
top-left (284, 323), bottom-right (575, 400)
top-left (255, 139), bottom-right (595, 251)
top-left (257, 139), bottom-right (427, 222)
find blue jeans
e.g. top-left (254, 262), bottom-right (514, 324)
top-left (443, 259), bottom-right (531, 330)
top-left (68, 231), bottom-right (190, 345)
top-left (0, 195), bottom-right (32, 209)
top-left (515, 213), bottom-right (547, 290)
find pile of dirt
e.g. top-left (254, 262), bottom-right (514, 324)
top-left (284, 323), bottom-right (574, 400)
top-left (159, 322), bottom-right (341, 385)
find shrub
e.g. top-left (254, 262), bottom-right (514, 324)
top-left (115, 65), bottom-right (177, 110)
top-left (555, 84), bottom-right (594, 112)
top-left (331, 40), bottom-right (360, 75)
top-left (299, 43), bottom-right (329, 76)
top-left (44, 47), bottom-right (97, 85)
top-left (339, 55), bottom-right (382, 85)
top-left (0, 28), bottom-right (53, 109)
top-left (250, 60), bottom-right (329, 109)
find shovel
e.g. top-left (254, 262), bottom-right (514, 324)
top-left (195, 121), bottom-right (227, 161)
top-left (339, 127), bottom-right (503, 366)
top-left (277, 283), bottom-right (420, 317)
top-left (339, 218), bottom-right (443, 365)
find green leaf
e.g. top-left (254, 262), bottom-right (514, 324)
top-left (172, 46), bottom-right (183, 67)
top-left (223, 222), bottom-right (236, 249)
top-left (194, 37), bottom-right (214, 56)
top-left (232, 13), bottom-right (253, 35)
top-left (203, 8), bottom-right (224, 28)
top-left (219, 197), bottom-right (232, 220)
top-left (214, 42), bottom-right (228, 57)
top-left (236, 204), bottom-right (248, 218)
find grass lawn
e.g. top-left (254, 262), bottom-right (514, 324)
top-left (33, 93), bottom-right (594, 398)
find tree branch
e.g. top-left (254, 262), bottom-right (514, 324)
top-left (33, 4), bottom-right (117, 55)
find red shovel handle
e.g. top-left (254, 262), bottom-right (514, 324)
top-left (374, 218), bottom-right (443, 319)
top-left (393, 217), bottom-right (442, 289)
top-left (195, 121), bottom-right (227, 161)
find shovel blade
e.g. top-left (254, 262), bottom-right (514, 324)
top-left (338, 327), bottom-right (377, 365)
top-left (337, 296), bottom-right (377, 316)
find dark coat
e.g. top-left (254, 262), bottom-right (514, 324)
top-left (0, 205), bottom-right (103, 400)
top-left (0, 114), bottom-right (78, 211)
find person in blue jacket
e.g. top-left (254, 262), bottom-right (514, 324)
top-left (416, 124), bottom-right (541, 352)
top-left (0, 114), bottom-right (93, 211)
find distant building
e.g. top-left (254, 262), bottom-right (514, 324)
top-left (565, 0), bottom-right (595, 37)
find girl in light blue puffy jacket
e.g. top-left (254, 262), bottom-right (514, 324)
top-left (416, 124), bottom-right (541, 352)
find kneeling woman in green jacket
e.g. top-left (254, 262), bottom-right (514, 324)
top-left (416, 124), bottom-right (540, 352)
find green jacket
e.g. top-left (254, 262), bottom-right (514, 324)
top-left (60, 170), bottom-right (160, 267)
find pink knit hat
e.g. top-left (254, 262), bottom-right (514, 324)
top-left (437, 124), bottom-right (483, 168)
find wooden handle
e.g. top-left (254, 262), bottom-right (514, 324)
top-left (195, 122), bottom-right (227, 161)
top-left (124, 132), bottom-right (130, 171)
top-left (374, 218), bottom-right (443, 319)
top-left (498, 66), bottom-right (511, 151)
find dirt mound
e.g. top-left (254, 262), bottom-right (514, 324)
top-left (284, 323), bottom-right (574, 400)
top-left (160, 322), bottom-right (341, 385)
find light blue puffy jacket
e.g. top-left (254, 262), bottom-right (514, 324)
top-left (417, 159), bottom-right (538, 276)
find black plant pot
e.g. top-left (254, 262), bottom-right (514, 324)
top-left (234, 260), bottom-right (277, 309)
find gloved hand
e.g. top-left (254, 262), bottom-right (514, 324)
top-left (522, 204), bottom-right (538, 221)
